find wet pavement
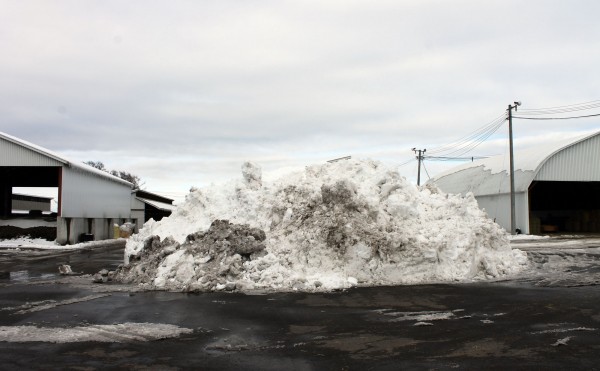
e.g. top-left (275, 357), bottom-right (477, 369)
top-left (1, 240), bottom-right (600, 370)
top-left (0, 241), bottom-right (125, 282)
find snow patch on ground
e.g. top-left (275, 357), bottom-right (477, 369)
top-left (0, 219), bottom-right (56, 228)
top-left (509, 234), bottom-right (550, 241)
top-left (0, 237), bottom-right (58, 248)
top-left (0, 239), bottom-right (125, 250)
top-left (375, 309), bottom-right (458, 322)
top-left (0, 323), bottom-right (193, 343)
top-left (120, 159), bottom-right (528, 292)
top-left (1, 294), bottom-right (110, 314)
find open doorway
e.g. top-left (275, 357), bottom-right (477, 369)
top-left (0, 187), bottom-right (59, 241)
top-left (529, 181), bottom-right (600, 234)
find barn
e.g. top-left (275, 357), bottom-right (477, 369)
top-left (430, 131), bottom-right (600, 235)
top-left (0, 131), bottom-right (133, 244)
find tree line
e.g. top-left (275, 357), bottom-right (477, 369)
top-left (84, 161), bottom-right (144, 190)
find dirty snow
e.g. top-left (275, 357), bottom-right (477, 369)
top-left (120, 159), bottom-right (528, 292)
top-left (0, 322), bottom-right (193, 343)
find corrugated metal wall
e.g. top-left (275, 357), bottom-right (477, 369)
top-left (61, 167), bottom-right (131, 218)
top-left (535, 134), bottom-right (600, 181)
top-left (476, 192), bottom-right (529, 234)
top-left (12, 199), bottom-right (51, 211)
top-left (0, 137), bottom-right (64, 166)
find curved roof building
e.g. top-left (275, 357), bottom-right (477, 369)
top-left (431, 131), bottom-right (600, 234)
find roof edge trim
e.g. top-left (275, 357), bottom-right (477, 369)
top-left (0, 131), bottom-right (68, 165)
top-left (532, 131), bottom-right (600, 175)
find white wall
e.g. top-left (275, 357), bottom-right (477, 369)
top-left (61, 167), bottom-right (131, 218)
top-left (476, 192), bottom-right (529, 234)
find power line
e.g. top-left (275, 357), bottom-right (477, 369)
top-left (427, 113), bottom-right (506, 156)
top-left (398, 157), bottom-right (416, 167)
top-left (518, 99), bottom-right (600, 115)
top-left (422, 160), bottom-right (431, 181)
top-left (402, 98), bottom-right (599, 186)
top-left (432, 117), bottom-right (506, 158)
top-left (513, 113), bottom-right (600, 120)
top-left (425, 155), bottom-right (489, 161)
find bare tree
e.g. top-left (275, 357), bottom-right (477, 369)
top-left (85, 161), bottom-right (144, 190)
top-left (110, 170), bottom-right (144, 190)
top-left (84, 161), bottom-right (107, 172)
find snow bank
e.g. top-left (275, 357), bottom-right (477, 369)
top-left (119, 159), bottom-right (527, 292)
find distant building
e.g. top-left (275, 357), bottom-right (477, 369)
top-left (131, 190), bottom-right (176, 229)
top-left (11, 193), bottom-right (52, 214)
top-left (0, 131), bottom-right (132, 244)
top-left (430, 131), bottom-right (600, 235)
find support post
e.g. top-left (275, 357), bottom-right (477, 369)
top-left (412, 148), bottom-right (426, 186)
top-left (0, 181), bottom-right (11, 219)
top-left (507, 102), bottom-right (521, 235)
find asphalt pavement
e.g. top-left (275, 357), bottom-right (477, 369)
top-left (0, 240), bottom-right (599, 370)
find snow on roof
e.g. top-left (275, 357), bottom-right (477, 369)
top-left (0, 131), bottom-right (132, 187)
top-left (134, 190), bottom-right (174, 204)
top-left (136, 197), bottom-right (177, 212)
top-left (431, 131), bottom-right (600, 196)
top-left (1, 131), bottom-right (68, 165)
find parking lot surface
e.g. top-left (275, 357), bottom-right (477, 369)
top-left (0, 238), bottom-right (599, 370)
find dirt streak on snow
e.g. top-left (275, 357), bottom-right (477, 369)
top-left (121, 159), bottom-right (528, 292)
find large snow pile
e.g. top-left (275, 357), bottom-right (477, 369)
top-left (118, 159), bottom-right (528, 292)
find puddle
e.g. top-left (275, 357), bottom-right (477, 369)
top-left (7, 270), bottom-right (58, 282)
top-left (0, 245), bottom-right (124, 283)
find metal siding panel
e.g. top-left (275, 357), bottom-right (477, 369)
top-left (477, 194), bottom-right (510, 230)
top-left (12, 199), bottom-right (51, 211)
top-left (0, 138), bottom-right (63, 166)
top-left (536, 134), bottom-right (600, 181)
top-left (476, 192), bottom-right (528, 233)
top-left (61, 167), bottom-right (131, 218)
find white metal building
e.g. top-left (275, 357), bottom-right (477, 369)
top-left (430, 131), bottom-right (600, 235)
top-left (131, 189), bottom-right (176, 232)
top-left (0, 131), bottom-right (133, 244)
top-left (11, 193), bottom-right (52, 213)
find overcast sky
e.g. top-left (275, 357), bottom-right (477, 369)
top-left (2, 0), bottom-right (600, 203)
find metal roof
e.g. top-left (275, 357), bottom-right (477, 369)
top-left (0, 131), bottom-right (132, 187)
top-left (136, 197), bottom-right (177, 212)
top-left (430, 130), bottom-right (600, 196)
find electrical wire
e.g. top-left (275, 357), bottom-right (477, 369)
top-left (513, 113), bottom-right (600, 120)
top-left (426, 113), bottom-right (506, 156)
top-left (430, 116), bottom-right (506, 158)
top-left (400, 98), bottom-right (599, 172)
top-left (518, 100), bottom-right (600, 115)
top-left (425, 155), bottom-right (489, 161)
top-left (398, 157), bottom-right (416, 167)
top-left (422, 160), bottom-right (431, 181)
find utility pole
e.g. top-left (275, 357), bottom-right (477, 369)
top-left (507, 101), bottom-right (521, 235)
top-left (412, 148), bottom-right (426, 186)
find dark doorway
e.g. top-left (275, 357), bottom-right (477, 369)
top-left (529, 181), bottom-right (600, 234)
top-left (0, 167), bottom-right (61, 218)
